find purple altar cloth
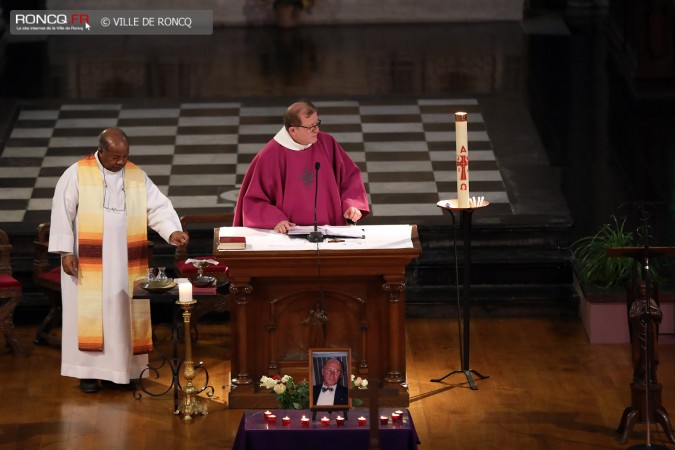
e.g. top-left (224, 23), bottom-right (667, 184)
top-left (232, 408), bottom-right (419, 450)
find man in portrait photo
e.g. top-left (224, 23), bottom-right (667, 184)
top-left (313, 357), bottom-right (348, 406)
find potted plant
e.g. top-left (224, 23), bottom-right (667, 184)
top-left (572, 215), bottom-right (636, 291)
top-left (573, 214), bottom-right (670, 343)
top-left (572, 214), bottom-right (664, 291)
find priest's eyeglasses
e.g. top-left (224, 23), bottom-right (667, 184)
top-left (296, 119), bottom-right (321, 132)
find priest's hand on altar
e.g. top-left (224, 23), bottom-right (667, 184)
top-left (274, 220), bottom-right (296, 234)
top-left (169, 231), bottom-right (189, 246)
top-left (343, 207), bottom-right (362, 224)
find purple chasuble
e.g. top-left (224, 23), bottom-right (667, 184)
top-left (234, 132), bottom-right (369, 229)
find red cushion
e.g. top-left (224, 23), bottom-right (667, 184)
top-left (0, 274), bottom-right (20, 288)
top-left (38, 267), bottom-right (62, 284)
top-left (177, 257), bottom-right (229, 276)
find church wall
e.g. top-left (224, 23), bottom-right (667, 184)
top-left (41, 22), bottom-right (524, 99)
top-left (46, 0), bottom-right (525, 26)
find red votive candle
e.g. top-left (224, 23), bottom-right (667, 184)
top-left (358, 416), bottom-right (367, 426)
top-left (301, 416), bottom-right (310, 427)
top-left (336, 416), bottom-right (345, 425)
top-left (267, 414), bottom-right (276, 424)
top-left (282, 416), bottom-right (291, 425)
top-left (321, 417), bottom-right (330, 427)
top-left (391, 412), bottom-right (401, 422)
top-left (263, 410), bottom-right (272, 421)
top-left (379, 416), bottom-right (389, 425)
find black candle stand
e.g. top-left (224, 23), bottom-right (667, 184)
top-left (431, 199), bottom-right (489, 390)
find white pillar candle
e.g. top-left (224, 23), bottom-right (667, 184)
top-left (455, 112), bottom-right (470, 208)
top-left (178, 282), bottom-right (192, 303)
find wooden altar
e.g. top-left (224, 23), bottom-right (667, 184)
top-left (213, 226), bottom-right (421, 409)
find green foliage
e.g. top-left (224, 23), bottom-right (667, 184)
top-left (572, 216), bottom-right (635, 288)
top-left (280, 377), bottom-right (309, 409)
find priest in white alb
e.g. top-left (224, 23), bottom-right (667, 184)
top-left (49, 128), bottom-right (189, 393)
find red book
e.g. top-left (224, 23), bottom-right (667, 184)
top-left (217, 236), bottom-right (246, 250)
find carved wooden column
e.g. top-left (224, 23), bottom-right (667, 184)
top-left (359, 314), bottom-right (369, 374)
top-left (383, 278), bottom-right (405, 384)
top-left (230, 281), bottom-right (253, 386)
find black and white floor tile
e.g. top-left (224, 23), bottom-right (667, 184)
top-left (0, 98), bottom-right (511, 226)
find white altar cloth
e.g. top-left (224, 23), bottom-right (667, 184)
top-left (217, 225), bottom-right (413, 251)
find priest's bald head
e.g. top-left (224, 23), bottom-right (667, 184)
top-left (284, 101), bottom-right (321, 146)
top-left (97, 128), bottom-right (129, 173)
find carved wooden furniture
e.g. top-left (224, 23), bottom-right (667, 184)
top-left (609, 246), bottom-right (675, 445)
top-left (214, 226), bottom-right (421, 409)
top-left (0, 229), bottom-right (25, 355)
top-left (33, 223), bottom-right (62, 346)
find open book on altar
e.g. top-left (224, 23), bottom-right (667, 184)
top-left (288, 225), bottom-right (365, 239)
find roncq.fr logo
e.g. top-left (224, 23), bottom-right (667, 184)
top-left (15, 13), bottom-right (90, 26)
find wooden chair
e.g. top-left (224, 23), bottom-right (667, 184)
top-left (175, 213), bottom-right (233, 323)
top-left (33, 223), bottom-right (62, 346)
top-left (0, 229), bottom-right (25, 355)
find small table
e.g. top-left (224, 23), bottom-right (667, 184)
top-left (232, 408), bottom-right (419, 450)
top-left (131, 281), bottom-right (220, 412)
top-left (132, 280), bottom-right (227, 322)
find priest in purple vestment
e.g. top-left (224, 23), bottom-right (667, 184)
top-left (234, 101), bottom-right (370, 233)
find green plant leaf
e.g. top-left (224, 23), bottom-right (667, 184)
top-left (572, 215), bottom-right (636, 288)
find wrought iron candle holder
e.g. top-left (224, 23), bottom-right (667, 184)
top-left (134, 296), bottom-right (213, 419)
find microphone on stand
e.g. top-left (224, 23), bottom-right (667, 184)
top-left (307, 161), bottom-right (325, 243)
top-left (306, 161), bottom-right (327, 326)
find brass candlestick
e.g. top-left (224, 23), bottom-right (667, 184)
top-left (176, 299), bottom-right (208, 421)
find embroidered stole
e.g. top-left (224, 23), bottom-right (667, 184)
top-left (77, 154), bottom-right (153, 354)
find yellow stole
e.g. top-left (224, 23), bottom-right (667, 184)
top-left (77, 153), bottom-right (153, 354)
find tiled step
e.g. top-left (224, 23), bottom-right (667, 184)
top-left (406, 222), bottom-right (575, 316)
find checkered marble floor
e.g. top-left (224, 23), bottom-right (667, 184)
top-left (0, 98), bottom-right (511, 226)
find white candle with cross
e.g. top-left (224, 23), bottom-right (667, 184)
top-left (455, 112), bottom-right (470, 208)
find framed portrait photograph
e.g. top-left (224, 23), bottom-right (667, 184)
top-left (309, 348), bottom-right (352, 410)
